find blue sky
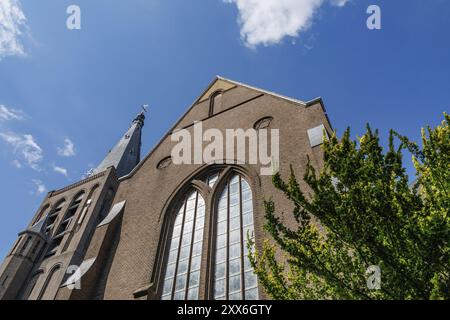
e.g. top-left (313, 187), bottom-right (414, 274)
top-left (0, 0), bottom-right (449, 259)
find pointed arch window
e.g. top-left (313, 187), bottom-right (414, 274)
top-left (33, 204), bottom-right (50, 225)
top-left (44, 192), bottom-right (84, 259)
top-left (161, 189), bottom-right (206, 300)
top-left (46, 200), bottom-right (66, 235)
top-left (38, 265), bottom-right (61, 300)
top-left (213, 174), bottom-right (258, 300)
top-left (56, 192), bottom-right (84, 237)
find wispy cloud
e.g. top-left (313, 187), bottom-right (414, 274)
top-left (0, 0), bottom-right (29, 60)
top-left (52, 164), bottom-right (69, 178)
top-left (32, 179), bottom-right (47, 195)
top-left (11, 159), bottom-right (22, 168)
top-left (0, 104), bottom-right (24, 121)
top-left (57, 138), bottom-right (76, 157)
top-left (224, 0), bottom-right (350, 48)
top-left (0, 131), bottom-right (43, 170)
top-left (330, 0), bottom-right (349, 7)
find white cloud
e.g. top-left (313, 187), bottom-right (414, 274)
top-left (52, 164), bottom-right (69, 178)
top-left (0, 0), bottom-right (29, 60)
top-left (11, 159), bottom-right (21, 168)
top-left (0, 104), bottom-right (24, 121)
top-left (57, 138), bottom-right (76, 157)
top-left (224, 0), bottom-right (350, 48)
top-left (0, 131), bottom-right (43, 170)
top-left (32, 179), bottom-right (47, 195)
top-left (330, 0), bottom-right (349, 7)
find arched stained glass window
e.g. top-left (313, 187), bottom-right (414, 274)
top-left (213, 174), bottom-right (258, 300)
top-left (161, 189), bottom-right (206, 300)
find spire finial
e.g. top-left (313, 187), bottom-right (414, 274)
top-left (133, 104), bottom-right (147, 127)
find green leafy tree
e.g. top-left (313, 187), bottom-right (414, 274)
top-left (249, 114), bottom-right (450, 300)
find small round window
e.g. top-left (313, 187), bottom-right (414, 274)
top-left (253, 116), bottom-right (273, 130)
top-left (157, 156), bottom-right (172, 169)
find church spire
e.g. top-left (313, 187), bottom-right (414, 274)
top-left (93, 107), bottom-right (147, 177)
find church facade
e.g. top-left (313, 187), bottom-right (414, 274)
top-left (0, 77), bottom-right (332, 300)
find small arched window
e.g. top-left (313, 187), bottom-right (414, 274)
top-left (45, 192), bottom-right (85, 258)
top-left (77, 185), bottom-right (99, 226)
top-left (55, 192), bottom-right (84, 236)
top-left (213, 174), bottom-right (258, 300)
top-left (33, 204), bottom-right (50, 225)
top-left (38, 265), bottom-right (62, 300)
top-left (46, 200), bottom-right (66, 235)
top-left (209, 90), bottom-right (223, 117)
top-left (161, 189), bottom-right (206, 300)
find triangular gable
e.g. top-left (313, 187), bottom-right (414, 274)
top-left (197, 78), bottom-right (237, 103)
top-left (119, 76), bottom-right (310, 180)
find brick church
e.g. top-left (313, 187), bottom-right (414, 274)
top-left (0, 77), bottom-right (331, 300)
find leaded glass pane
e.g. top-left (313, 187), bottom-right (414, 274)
top-left (244, 271), bottom-right (258, 289)
top-left (229, 292), bottom-right (241, 300)
top-left (229, 243), bottom-right (241, 259)
top-left (214, 278), bottom-right (225, 297)
top-left (175, 274), bottom-right (187, 291)
top-left (179, 246), bottom-right (190, 260)
top-left (193, 229), bottom-right (203, 242)
top-left (229, 274), bottom-right (241, 293)
top-left (191, 256), bottom-right (201, 271)
top-left (192, 242), bottom-right (202, 256)
top-left (166, 263), bottom-right (176, 278)
top-left (208, 173), bottom-right (219, 188)
top-left (163, 278), bottom-right (173, 295)
top-left (216, 234), bottom-right (227, 249)
top-left (177, 259), bottom-right (189, 275)
top-left (215, 263), bottom-right (226, 279)
top-left (216, 247), bottom-right (226, 263)
top-left (189, 270), bottom-right (200, 287)
top-left (245, 288), bottom-right (258, 300)
top-left (229, 258), bottom-right (241, 276)
top-left (187, 287), bottom-right (199, 300)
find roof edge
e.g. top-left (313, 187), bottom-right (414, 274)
top-left (217, 76), bottom-right (307, 107)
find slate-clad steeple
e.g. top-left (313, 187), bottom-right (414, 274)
top-left (93, 111), bottom-right (145, 177)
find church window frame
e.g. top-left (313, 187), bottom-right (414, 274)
top-left (160, 186), bottom-right (207, 300)
top-left (210, 173), bottom-right (259, 300)
top-left (156, 166), bottom-right (260, 301)
top-left (209, 90), bottom-right (224, 117)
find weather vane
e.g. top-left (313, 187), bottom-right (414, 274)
top-left (142, 104), bottom-right (149, 113)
